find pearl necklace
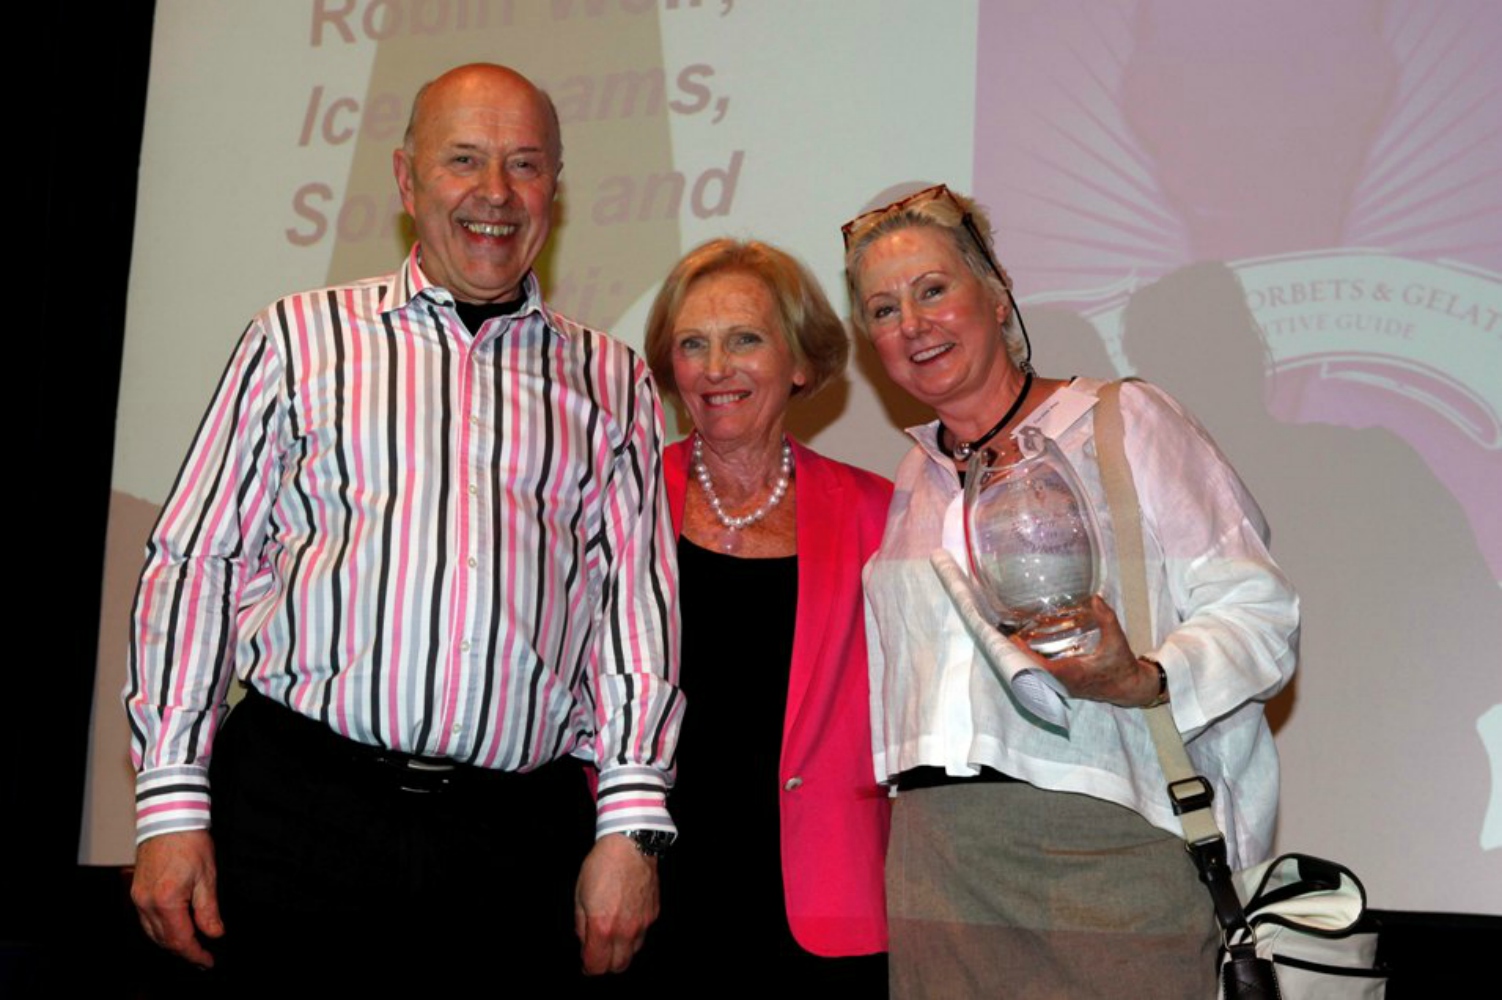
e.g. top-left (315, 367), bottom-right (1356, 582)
top-left (693, 434), bottom-right (793, 550)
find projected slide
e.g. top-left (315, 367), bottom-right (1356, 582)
top-left (92, 0), bottom-right (1499, 914)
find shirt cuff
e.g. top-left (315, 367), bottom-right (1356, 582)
top-left (593, 764), bottom-right (675, 840)
top-left (1148, 643), bottom-right (1207, 736)
top-left (135, 764), bottom-right (212, 844)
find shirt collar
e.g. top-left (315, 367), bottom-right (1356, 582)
top-left (384, 244), bottom-right (547, 322)
top-left (906, 419), bottom-right (950, 467)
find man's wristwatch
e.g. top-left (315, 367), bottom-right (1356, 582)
top-left (623, 829), bottom-right (676, 858)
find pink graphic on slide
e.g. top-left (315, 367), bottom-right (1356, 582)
top-left (973, 0), bottom-right (1502, 575)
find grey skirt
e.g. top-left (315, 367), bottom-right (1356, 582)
top-left (887, 780), bottom-right (1218, 999)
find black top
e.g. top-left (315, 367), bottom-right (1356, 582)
top-left (613, 538), bottom-right (886, 993)
top-left (453, 290), bottom-right (528, 335)
top-left (668, 537), bottom-right (798, 951)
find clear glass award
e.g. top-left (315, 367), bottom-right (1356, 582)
top-left (963, 426), bottom-right (1103, 658)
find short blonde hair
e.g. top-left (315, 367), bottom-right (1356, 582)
top-left (843, 185), bottom-right (1023, 364)
top-left (645, 239), bottom-right (849, 399)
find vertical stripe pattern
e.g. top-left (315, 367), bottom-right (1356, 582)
top-left (127, 248), bottom-right (683, 843)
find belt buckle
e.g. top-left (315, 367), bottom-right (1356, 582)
top-left (393, 755), bottom-right (459, 793)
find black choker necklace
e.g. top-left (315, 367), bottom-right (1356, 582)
top-left (938, 371), bottom-right (1034, 461)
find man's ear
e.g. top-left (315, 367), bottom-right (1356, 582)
top-left (393, 148), bottom-right (416, 217)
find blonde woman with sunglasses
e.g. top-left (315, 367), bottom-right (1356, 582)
top-left (845, 186), bottom-right (1299, 998)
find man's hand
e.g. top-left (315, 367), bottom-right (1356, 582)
top-left (574, 833), bottom-right (659, 975)
top-left (130, 829), bottom-right (224, 968)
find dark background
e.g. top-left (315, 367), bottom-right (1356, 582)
top-left (11, 2), bottom-right (180, 995)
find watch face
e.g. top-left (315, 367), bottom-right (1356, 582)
top-left (626, 830), bottom-right (675, 857)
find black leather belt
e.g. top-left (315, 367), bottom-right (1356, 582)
top-left (235, 686), bottom-right (547, 795)
top-left (895, 765), bottom-right (1020, 791)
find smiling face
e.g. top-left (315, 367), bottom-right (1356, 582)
top-left (670, 271), bottom-right (808, 453)
top-left (855, 225), bottom-right (1016, 421)
top-left (393, 65), bottom-right (559, 304)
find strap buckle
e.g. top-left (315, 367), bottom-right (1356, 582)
top-left (1168, 776), bottom-right (1215, 816)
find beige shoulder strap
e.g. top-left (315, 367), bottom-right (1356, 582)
top-left (1093, 379), bottom-right (1150, 652)
top-left (1094, 379), bottom-right (1222, 848)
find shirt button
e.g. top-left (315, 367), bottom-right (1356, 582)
top-left (460, 640), bottom-right (471, 652)
top-left (451, 723), bottom-right (462, 735)
top-left (468, 557), bottom-right (478, 568)
top-left (783, 777), bottom-right (803, 791)
top-left (468, 484), bottom-right (478, 495)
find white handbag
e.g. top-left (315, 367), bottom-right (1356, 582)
top-left (1231, 854), bottom-right (1385, 997)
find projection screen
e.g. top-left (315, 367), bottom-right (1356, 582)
top-left (88, 0), bottom-right (1501, 915)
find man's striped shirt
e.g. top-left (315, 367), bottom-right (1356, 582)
top-left (127, 248), bottom-right (682, 843)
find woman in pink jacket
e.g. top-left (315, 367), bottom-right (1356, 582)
top-left (640, 238), bottom-right (891, 991)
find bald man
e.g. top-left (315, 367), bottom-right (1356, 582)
top-left (126, 64), bottom-right (681, 987)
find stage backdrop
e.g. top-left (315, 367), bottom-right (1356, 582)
top-left (89, 0), bottom-right (1501, 914)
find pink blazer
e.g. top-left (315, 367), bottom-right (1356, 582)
top-left (664, 437), bottom-right (893, 956)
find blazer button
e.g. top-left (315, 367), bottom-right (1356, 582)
top-left (783, 776), bottom-right (803, 791)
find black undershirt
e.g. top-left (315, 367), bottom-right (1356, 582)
top-left (454, 291), bottom-right (528, 335)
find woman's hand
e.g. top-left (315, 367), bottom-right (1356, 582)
top-left (1016, 596), bottom-right (1162, 708)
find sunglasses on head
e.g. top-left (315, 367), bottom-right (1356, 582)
top-left (842, 184), bottom-right (1033, 372)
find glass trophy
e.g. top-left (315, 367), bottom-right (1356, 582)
top-left (963, 426), bottom-right (1103, 657)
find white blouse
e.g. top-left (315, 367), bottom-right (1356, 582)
top-left (864, 379), bottom-right (1300, 868)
